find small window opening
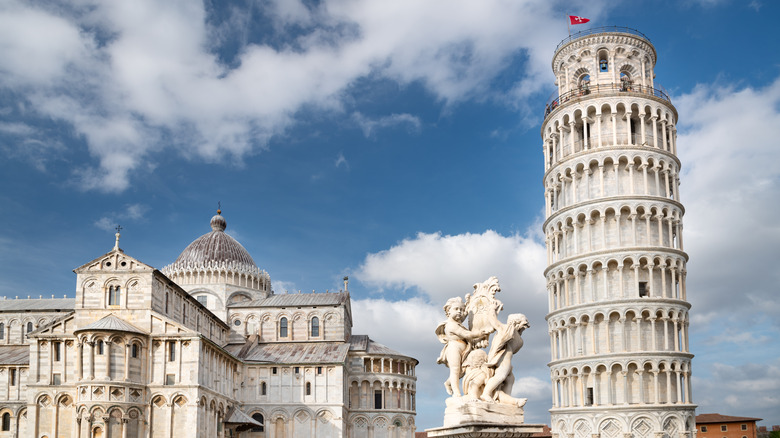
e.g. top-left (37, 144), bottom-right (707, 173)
top-left (52, 373), bottom-right (61, 385)
top-left (317, 366), bottom-right (322, 375)
top-left (0, 322), bottom-right (4, 338)
top-left (722, 426), bottom-right (728, 432)
top-left (97, 340), bottom-right (104, 355)
top-left (279, 317), bottom-right (288, 338)
top-left (599, 58), bottom-right (608, 72)
top-left (131, 343), bottom-right (139, 358)
top-left (53, 341), bottom-right (62, 361)
top-left (260, 381), bottom-right (267, 395)
top-left (165, 292), bottom-right (169, 313)
top-left (168, 341), bottom-right (176, 362)
top-left (272, 367), bottom-right (277, 375)
top-left (165, 374), bottom-right (175, 385)
top-left (294, 366), bottom-right (300, 374)
top-left (311, 316), bottom-right (320, 337)
top-left (586, 387), bottom-right (594, 405)
top-left (10, 369), bottom-right (16, 386)
top-left (741, 425), bottom-right (747, 431)
top-left (1, 413), bottom-right (10, 431)
top-left (109, 286), bottom-right (121, 306)
top-left (701, 427), bottom-right (708, 432)
top-left (374, 390), bottom-right (383, 409)
top-left (639, 282), bottom-right (648, 297)
top-left (306, 382), bottom-right (312, 395)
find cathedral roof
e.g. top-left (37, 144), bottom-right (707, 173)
top-left (228, 292), bottom-right (349, 308)
top-left (224, 341), bottom-right (349, 364)
top-left (75, 314), bottom-right (147, 335)
top-left (224, 408), bottom-right (263, 427)
top-left (163, 211), bottom-right (259, 275)
top-left (0, 297), bottom-right (75, 312)
top-left (349, 335), bottom-right (415, 360)
top-left (0, 345), bottom-right (30, 365)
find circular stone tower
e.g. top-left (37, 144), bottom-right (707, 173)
top-left (540, 27), bottom-right (695, 438)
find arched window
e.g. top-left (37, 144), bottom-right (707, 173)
top-left (0, 322), bottom-right (4, 338)
top-left (97, 340), bottom-right (104, 355)
top-left (250, 413), bottom-right (264, 432)
top-left (260, 381), bottom-right (267, 395)
top-left (279, 317), bottom-right (288, 338)
top-left (1, 412), bottom-right (10, 431)
top-left (109, 286), bottom-right (121, 306)
top-left (25, 322), bottom-right (33, 340)
top-left (310, 317), bottom-right (320, 337)
top-left (306, 382), bottom-right (312, 395)
top-left (131, 343), bottom-right (139, 358)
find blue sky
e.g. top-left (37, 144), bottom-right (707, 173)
top-left (1, 0), bottom-right (779, 430)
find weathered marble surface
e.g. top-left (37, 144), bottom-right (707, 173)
top-left (443, 397), bottom-right (524, 427)
top-left (426, 423), bottom-right (544, 438)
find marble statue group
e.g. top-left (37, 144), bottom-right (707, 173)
top-left (436, 277), bottom-right (529, 411)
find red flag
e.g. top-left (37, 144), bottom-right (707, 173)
top-left (569, 15), bottom-right (590, 25)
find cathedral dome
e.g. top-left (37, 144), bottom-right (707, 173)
top-left (172, 212), bottom-right (256, 270)
top-left (162, 211), bottom-right (271, 292)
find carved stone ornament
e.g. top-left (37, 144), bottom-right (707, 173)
top-left (434, 277), bottom-right (531, 428)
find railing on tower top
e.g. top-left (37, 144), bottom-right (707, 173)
top-left (554, 26), bottom-right (651, 52)
top-left (544, 82), bottom-right (671, 118)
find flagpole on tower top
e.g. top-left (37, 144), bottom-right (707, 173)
top-left (566, 14), bottom-right (571, 36)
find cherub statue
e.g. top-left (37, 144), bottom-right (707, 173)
top-left (480, 313), bottom-right (529, 407)
top-left (436, 297), bottom-right (490, 397)
top-left (465, 276), bottom-right (504, 348)
top-left (460, 349), bottom-right (491, 401)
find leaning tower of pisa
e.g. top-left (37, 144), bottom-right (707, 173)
top-left (540, 27), bottom-right (696, 438)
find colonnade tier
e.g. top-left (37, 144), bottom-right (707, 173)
top-left (360, 356), bottom-right (417, 377)
top-left (549, 358), bottom-right (693, 408)
top-left (348, 379), bottom-right (416, 413)
top-left (545, 252), bottom-right (688, 311)
top-left (543, 152), bottom-right (682, 221)
top-left (541, 97), bottom-right (678, 173)
top-left (544, 212), bottom-right (686, 269)
top-left (547, 306), bottom-right (691, 361)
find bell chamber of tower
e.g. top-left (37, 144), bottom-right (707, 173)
top-left (540, 27), bottom-right (696, 438)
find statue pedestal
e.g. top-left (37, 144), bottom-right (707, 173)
top-left (443, 397), bottom-right (525, 427)
top-left (426, 398), bottom-right (543, 438)
top-left (426, 423), bottom-right (544, 438)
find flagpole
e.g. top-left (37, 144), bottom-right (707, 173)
top-left (567, 14), bottom-right (571, 36)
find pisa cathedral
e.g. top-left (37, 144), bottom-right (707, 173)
top-left (0, 212), bottom-right (417, 438)
top-left (541, 27), bottom-right (695, 438)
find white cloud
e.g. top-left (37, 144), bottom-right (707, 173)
top-left (335, 152), bottom-right (349, 169)
top-left (674, 77), bottom-right (780, 423)
top-left (271, 280), bottom-right (299, 295)
top-left (94, 203), bottom-right (150, 231)
top-left (693, 359), bottom-right (780, 421)
top-left (351, 112), bottom-right (422, 138)
top-left (676, 78), bottom-right (780, 328)
top-left (0, 0), bottom-right (609, 192)
top-left (358, 230), bottom-right (546, 305)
